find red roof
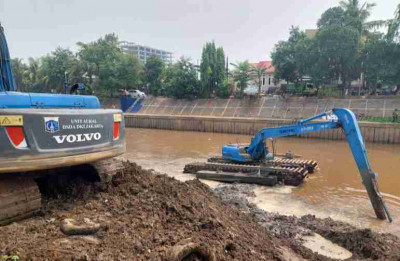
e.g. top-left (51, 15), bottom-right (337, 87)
top-left (251, 61), bottom-right (274, 74)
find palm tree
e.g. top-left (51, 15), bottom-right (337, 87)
top-left (27, 58), bottom-right (40, 89)
top-left (387, 4), bottom-right (400, 42)
top-left (250, 64), bottom-right (269, 97)
top-left (339, 0), bottom-right (385, 35)
top-left (231, 61), bottom-right (250, 98)
top-left (11, 58), bottom-right (27, 92)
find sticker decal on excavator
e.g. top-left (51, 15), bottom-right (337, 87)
top-left (0, 115), bottom-right (23, 126)
top-left (38, 115), bottom-right (110, 148)
top-left (44, 117), bottom-right (60, 133)
top-left (52, 132), bottom-right (102, 144)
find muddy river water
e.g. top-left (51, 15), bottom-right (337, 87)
top-left (123, 128), bottom-right (400, 237)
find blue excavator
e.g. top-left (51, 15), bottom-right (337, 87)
top-left (0, 24), bottom-right (125, 224)
top-left (185, 109), bottom-right (393, 222)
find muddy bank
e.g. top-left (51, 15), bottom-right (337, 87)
top-left (0, 162), bottom-right (288, 260)
top-left (215, 184), bottom-right (400, 260)
top-left (0, 162), bottom-right (399, 260)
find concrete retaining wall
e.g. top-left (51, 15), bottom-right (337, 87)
top-left (138, 97), bottom-right (400, 119)
top-left (125, 114), bottom-right (400, 144)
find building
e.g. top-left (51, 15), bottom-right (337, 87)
top-left (305, 29), bottom-right (318, 38)
top-left (249, 61), bottom-right (285, 93)
top-left (119, 41), bottom-right (173, 64)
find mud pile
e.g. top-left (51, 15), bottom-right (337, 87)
top-left (0, 162), bottom-right (290, 261)
top-left (0, 162), bottom-right (399, 261)
top-left (215, 184), bottom-right (400, 261)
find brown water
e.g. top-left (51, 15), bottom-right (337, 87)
top-left (123, 128), bottom-right (400, 236)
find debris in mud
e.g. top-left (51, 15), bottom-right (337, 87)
top-left (60, 218), bottom-right (101, 236)
top-left (302, 233), bottom-right (353, 260)
top-left (166, 238), bottom-right (216, 261)
top-left (0, 161), bottom-right (399, 261)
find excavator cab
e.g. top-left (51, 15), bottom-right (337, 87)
top-left (265, 138), bottom-right (275, 161)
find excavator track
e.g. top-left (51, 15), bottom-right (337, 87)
top-left (0, 173), bottom-right (41, 226)
top-left (207, 156), bottom-right (318, 173)
top-left (184, 157), bottom-right (317, 186)
top-left (0, 158), bottom-right (124, 226)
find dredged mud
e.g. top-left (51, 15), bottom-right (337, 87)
top-left (0, 161), bottom-right (399, 261)
top-left (214, 184), bottom-right (400, 261)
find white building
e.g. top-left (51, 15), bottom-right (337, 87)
top-left (119, 41), bottom-right (173, 64)
top-left (249, 61), bottom-right (285, 93)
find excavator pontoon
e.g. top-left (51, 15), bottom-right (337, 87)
top-left (0, 24), bottom-right (125, 225)
top-left (185, 109), bottom-right (393, 222)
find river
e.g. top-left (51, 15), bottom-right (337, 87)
top-left (123, 128), bottom-right (400, 237)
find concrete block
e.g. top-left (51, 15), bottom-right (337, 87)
top-left (367, 99), bottom-right (384, 109)
top-left (350, 100), bottom-right (366, 109)
top-left (385, 100), bottom-right (400, 109)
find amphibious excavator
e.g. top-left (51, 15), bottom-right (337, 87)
top-left (0, 24), bottom-right (125, 225)
top-left (185, 109), bottom-right (393, 222)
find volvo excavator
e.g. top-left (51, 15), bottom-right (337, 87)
top-left (185, 109), bottom-right (393, 222)
top-left (0, 24), bottom-right (125, 224)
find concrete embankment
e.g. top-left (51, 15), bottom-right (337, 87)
top-left (135, 96), bottom-right (400, 119)
top-left (124, 114), bottom-right (400, 144)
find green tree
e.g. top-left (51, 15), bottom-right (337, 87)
top-left (77, 34), bottom-right (120, 75)
top-left (11, 58), bottom-right (28, 92)
top-left (145, 55), bottom-right (164, 96)
top-left (339, 0), bottom-right (385, 35)
top-left (40, 47), bottom-right (77, 93)
top-left (77, 33), bottom-right (122, 94)
top-left (25, 58), bottom-right (51, 93)
top-left (318, 7), bottom-right (348, 28)
top-left (200, 42), bottom-right (226, 97)
top-left (316, 25), bottom-right (361, 95)
top-left (363, 33), bottom-right (400, 93)
top-left (231, 61), bottom-right (250, 98)
top-left (114, 53), bottom-right (143, 92)
top-left (295, 37), bottom-right (326, 94)
top-left (165, 57), bottom-right (200, 99)
top-left (215, 47), bottom-right (229, 98)
top-left (387, 4), bottom-right (400, 42)
top-left (271, 27), bottom-right (307, 84)
top-left (217, 78), bottom-right (232, 98)
top-left (26, 58), bottom-right (40, 91)
top-left (200, 44), bottom-right (211, 97)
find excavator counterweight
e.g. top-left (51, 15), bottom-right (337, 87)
top-left (0, 24), bottom-right (125, 224)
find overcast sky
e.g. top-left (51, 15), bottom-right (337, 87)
top-left (0, 0), bottom-right (398, 63)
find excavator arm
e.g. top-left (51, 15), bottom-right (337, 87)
top-left (333, 108), bottom-right (392, 222)
top-left (222, 108), bottom-right (392, 221)
top-left (0, 24), bottom-right (17, 92)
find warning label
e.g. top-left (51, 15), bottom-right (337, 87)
top-left (114, 114), bottom-right (122, 122)
top-left (0, 116), bottom-right (23, 126)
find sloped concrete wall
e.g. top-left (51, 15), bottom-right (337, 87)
top-left (137, 97), bottom-right (400, 119)
top-left (125, 114), bottom-right (400, 144)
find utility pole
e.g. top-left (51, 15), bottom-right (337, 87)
top-left (225, 56), bottom-right (229, 78)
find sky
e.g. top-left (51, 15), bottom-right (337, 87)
top-left (0, 0), bottom-right (398, 63)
